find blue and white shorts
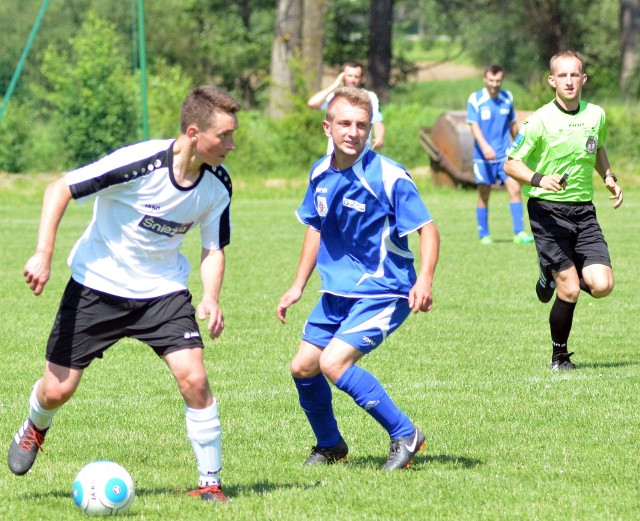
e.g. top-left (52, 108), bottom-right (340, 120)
top-left (473, 160), bottom-right (509, 185)
top-left (302, 293), bottom-right (411, 354)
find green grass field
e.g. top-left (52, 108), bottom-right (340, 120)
top-left (0, 175), bottom-right (638, 520)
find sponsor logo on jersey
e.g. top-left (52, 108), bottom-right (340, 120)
top-left (585, 136), bottom-right (597, 154)
top-left (316, 186), bottom-right (328, 193)
top-left (343, 197), bottom-right (366, 212)
top-left (139, 215), bottom-right (194, 237)
top-left (317, 196), bottom-right (328, 216)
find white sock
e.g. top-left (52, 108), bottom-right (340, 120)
top-left (29, 379), bottom-right (60, 431)
top-left (185, 399), bottom-right (222, 487)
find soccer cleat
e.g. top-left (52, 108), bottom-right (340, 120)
top-left (8, 418), bottom-right (48, 476)
top-left (551, 352), bottom-right (577, 371)
top-left (303, 437), bottom-right (348, 466)
top-left (479, 235), bottom-right (493, 245)
top-left (536, 263), bottom-right (556, 303)
top-left (384, 426), bottom-right (426, 471)
top-left (188, 484), bottom-right (230, 503)
top-left (513, 231), bottom-right (534, 244)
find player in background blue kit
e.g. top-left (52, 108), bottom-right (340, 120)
top-left (467, 64), bottom-right (533, 245)
top-left (277, 87), bottom-right (440, 471)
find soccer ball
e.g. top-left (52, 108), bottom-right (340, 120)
top-left (72, 461), bottom-right (135, 516)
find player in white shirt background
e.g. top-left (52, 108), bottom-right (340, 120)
top-left (308, 61), bottom-right (386, 153)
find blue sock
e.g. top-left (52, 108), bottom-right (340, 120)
top-left (293, 374), bottom-right (341, 448)
top-left (335, 365), bottom-right (413, 438)
top-left (510, 202), bottom-right (525, 235)
top-left (476, 207), bottom-right (489, 238)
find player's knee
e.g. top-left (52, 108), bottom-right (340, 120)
top-left (290, 358), bottom-right (314, 379)
top-left (40, 382), bottom-right (74, 408)
top-left (590, 281), bottom-right (614, 298)
top-left (177, 370), bottom-right (210, 403)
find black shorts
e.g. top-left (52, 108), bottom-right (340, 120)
top-left (46, 278), bottom-right (205, 369)
top-left (527, 198), bottom-right (611, 273)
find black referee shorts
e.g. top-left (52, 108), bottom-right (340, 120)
top-left (527, 198), bottom-right (611, 274)
top-left (46, 278), bottom-right (205, 369)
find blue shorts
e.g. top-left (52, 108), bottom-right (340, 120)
top-left (473, 160), bottom-right (508, 185)
top-left (302, 293), bottom-right (411, 354)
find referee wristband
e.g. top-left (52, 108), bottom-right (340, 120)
top-left (530, 172), bottom-right (544, 187)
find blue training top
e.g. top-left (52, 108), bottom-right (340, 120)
top-left (466, 88), bottom-right (516, 163)
top-left (296, 147), bottom-right (433, 299)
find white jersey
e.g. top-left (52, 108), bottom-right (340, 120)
top-left (65, 139), bottom-right (232, 298)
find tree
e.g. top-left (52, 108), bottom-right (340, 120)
top-left (38, 10), bottom-right (137, 165)
top-left (269, 0), bottom-right (302, 118)
top-left (302, 0), bottom-right (325, 94)
top-left (620, 0), bottom-right (640, 95)
top-left (369, 0), bottom-right (394, 103)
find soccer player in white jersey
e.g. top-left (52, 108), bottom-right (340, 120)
top-left (277, 87), bottom-right (440, 470)
top-left (505, 51), bottom-right (623, 371)
top-left (308, 61), bottom-right (386, 153)
top-left (467, 64), bottom-right (533, 245)
top-left (8, 86), bottom-right (239, 503)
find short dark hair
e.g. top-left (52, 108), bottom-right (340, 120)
top-left (180, 86), bottom-right (240, 134)
top-left (550, 50), bottom-right (585, 74)
top-left (343, 61), bottom-right (363, 71)
top-left (485, 64), bottom-right (504, 76)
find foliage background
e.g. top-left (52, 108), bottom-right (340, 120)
top-left (0, 0), bottom-right (637, 179)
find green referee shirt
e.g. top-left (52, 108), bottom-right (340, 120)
top-left (506, 99), bottom-right (607, 202)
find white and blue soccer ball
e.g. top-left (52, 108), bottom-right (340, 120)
top-left (72, 461), bottom-right (135, 516)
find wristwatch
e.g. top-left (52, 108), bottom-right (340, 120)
top-left (605, 173), bottom-right (617, 182)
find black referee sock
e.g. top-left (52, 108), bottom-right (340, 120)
top-left (549, 297), bottom-right (577, 359)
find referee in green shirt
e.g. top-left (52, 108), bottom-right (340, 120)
top-left (504, 50), bottom-right (623, 371)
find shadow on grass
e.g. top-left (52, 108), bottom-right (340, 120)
top-left (576, 360), bottom-right (639, 370)
top-left (348, 453), bottom-right (484, 469)
top-left (21, 482), bottom-right (323, 502)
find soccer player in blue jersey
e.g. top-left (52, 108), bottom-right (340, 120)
top-left (467, 64), bottom-right (533, 245)
top-left (277, 87), bottom-right (440, 471)
top-left (7, 86), bottom-right (239, 503)
top-left (504, 51), bottom-right (623, 371)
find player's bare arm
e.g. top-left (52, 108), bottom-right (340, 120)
top-left (276, 227), bottom-right (320, 324)
top-left (408, 222), bottom-right (440, 314)
top-left (595, 147), bottom-right (623, 209)
top-left (504, 158), bottom-right (566, 192)
top-left (371, 121), bottom-right (386, 150)
top-left (198, 247), bottom-right (225, 339)
top-left (24, 177), bottom-right (73, 296)
top-left (307, 73), bottom-right (345, 109)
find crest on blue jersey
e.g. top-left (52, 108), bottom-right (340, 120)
top-left (317, 196), bottom-right (328, 216)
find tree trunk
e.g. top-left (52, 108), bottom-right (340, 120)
top-left (620, 0), bottom-right (640, 94)
top-left (302, 0), bottom-right (325, 95)
top-left (368, 0), bottom-right (393, 104)
top-left (269, 0), bottom-right (302, 118)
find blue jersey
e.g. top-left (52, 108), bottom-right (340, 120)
top-left (296, 148), bottom-right (432, 299)
top-left (466, 88), bottom-right (516, 162)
